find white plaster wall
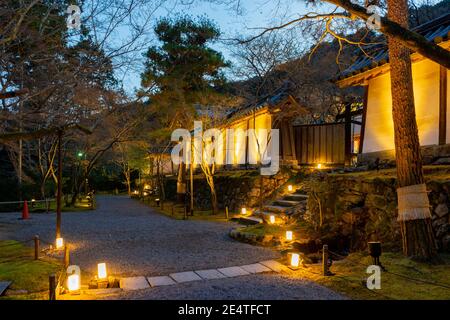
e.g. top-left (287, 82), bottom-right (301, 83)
top-left (363, 59), bottom-right (440, 153)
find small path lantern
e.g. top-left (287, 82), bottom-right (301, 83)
top-left (56, 237), bottom-right (64, 250)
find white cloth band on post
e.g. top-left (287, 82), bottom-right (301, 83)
top-left (396, 183), bottom-right (431, 221)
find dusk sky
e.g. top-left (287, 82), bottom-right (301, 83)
top-left (117, 0), bottom-right (335, 94)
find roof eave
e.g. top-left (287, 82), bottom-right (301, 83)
top-left (336, 39), bottom-right (450, 88)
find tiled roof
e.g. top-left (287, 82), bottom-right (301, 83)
top-left (336, 13), bottom-right (450, 82)
top-left (224, 82), bottom-right (295, 125)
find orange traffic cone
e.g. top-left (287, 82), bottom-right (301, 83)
top-left (21, 200), bottom-right (30, 220)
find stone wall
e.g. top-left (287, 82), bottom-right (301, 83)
top-left (358, 144), bottom-right (450, 167)
top-left (163, 169), bottom-right (291, 212)
top-left (304, 172), bottom-right (450, 252)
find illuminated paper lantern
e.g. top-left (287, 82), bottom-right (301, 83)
top-left (67, 274), bottom-right (80, 292)
top-left (269, 215), bottom-right (275, 224)
top-left (56, 237), bottom-right (64, 250)
top-left (97, 263), bottom-right (107, 280)
top-left (291, 253), bottom-right (300, 268)
top-left (241, 207), bottom-right (247, 215)
top-left (317, 163), bottom-right (322, 169)
top-left (286, 231), bottom-right (293, 241)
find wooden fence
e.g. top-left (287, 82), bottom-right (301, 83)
top-left (294, 123), bottom-right (346, 165)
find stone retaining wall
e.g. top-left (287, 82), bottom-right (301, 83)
top-left (163, 169), bottom-right (291, 212)
top-left (304, 173), bottom-right (450, 252)
top-left (358, 144), bottom-right (450, 167)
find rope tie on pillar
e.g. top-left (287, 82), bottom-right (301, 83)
top-left (397, 183), bottom-right (431, 221)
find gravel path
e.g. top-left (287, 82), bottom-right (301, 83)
top-left (0, 195), bottom-right (279, 276)
top-left (0, 195), bottom-right (346, 300)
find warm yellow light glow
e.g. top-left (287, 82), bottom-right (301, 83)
top-left (97, 263), bottom-right (107, 280)
top-left (67, 274), bottom-right (80, 291)
top-left (31, 198), bottom-right (36, 202)
top-left (286, 231), bottom-right (293, 241)
top-left (144, 184), bottom-right (150, 190)
top-left (291, 253), bottom-right (300, 268)
top-left (287, 185), bottom-right (293, 192)
top-left (133, 190), bottom-right (138, 195)
top-left (269, 215), bottom-right (275, 224)
top-left (241, 207), bottom-right (247, 215)
top-left (56, 238), bottom-right (64, 249)
top-left (317, 163), bottom-right (322, 169)
top-left (143, 192), bottom-right (148, 196)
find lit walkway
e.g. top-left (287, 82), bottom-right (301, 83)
top-left (0, 195), bottom-right (345, 300)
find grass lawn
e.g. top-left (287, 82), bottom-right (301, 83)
top-left (0, 240), bottom-right (62, 300)
top-left (329, 165), bottom-right (450, 181)
top-left (291, 252), bottom-right (450, 300)
top-left (235, 222), bottom-right (316, 241)
top-left (235, 224), bottom-right (450, 299)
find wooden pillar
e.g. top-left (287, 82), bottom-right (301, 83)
top-left (245, 117), bottom-right (250, 169)
top-left (359, 86), bottom-right (369, 154)
top-left (344, 103), bottom-right (352, 165)
top-left (439, 66), bottom-right (447, 145)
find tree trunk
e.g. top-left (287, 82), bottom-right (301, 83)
top-left (125, 166), bottom-right (131, 195)
top-left (387, 0), bottom-right (438, 262)
top-left (205, 174), bottom-right (218, 215)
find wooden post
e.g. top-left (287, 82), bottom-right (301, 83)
top-left (49, 274), bottom-right (56, 300)
top-left (322, 244), bottom-right (330, 276)
top-left (64, 246), bottom-right (70, 268)
top-left (34, 235), bottom-right (39, 260)
top-left (225, 206), bottom-right (229, 220)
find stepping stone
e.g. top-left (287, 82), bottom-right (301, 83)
top-left (119, 276), bottom-right (150, 291)
top-left (241, 216), bottom-right (263, 224)
top-left (284, 194), bottom-right (308, 201)
top-left (259, 260), bottom-right (288, 273)
top-left (195, 269), bottom-right (227, 280)
top-left (262, 205), bottom-right (292, 213)
top-left (170, 271), bottom-right (202, 283)
top-left (240, 263), bottom-right (271, 274)
top-left (0, 281), bottom-right (11, 296)
top-left (274, 200), bottom-right (302, 207)
top-left (147, 276), bottom-right (177, 287)
top-left (217, 266), bottom-right (250, 277)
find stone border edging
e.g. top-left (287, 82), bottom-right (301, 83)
top-left (119, 260), bottom-right (288, 291)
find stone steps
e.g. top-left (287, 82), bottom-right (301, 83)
top-left (273, 199), bottom-right (302, 207)
top-left (250, 210), bottom-right (286, 224)
top-left (283, 194), bottom-right (308, 202)
top-left (262, 204), bottom-right (293, 214)
top-left (232, 215), bottom-right (263, 225)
